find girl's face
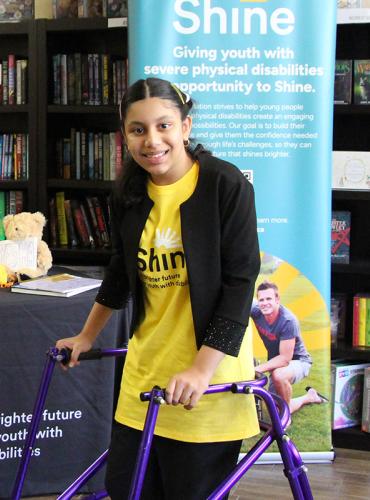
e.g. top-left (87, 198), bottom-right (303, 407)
top-left (124, 97), bottom-right (193, 185)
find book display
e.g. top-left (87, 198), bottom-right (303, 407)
top-left (36, 17), bottom-right (127, 264)
top-left (332, 21), bottom-right (370, 450)
top-left (0, 21), bottom-right (37, 218)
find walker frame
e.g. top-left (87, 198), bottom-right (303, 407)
top-left (11, 347), bottom-right (313, 500)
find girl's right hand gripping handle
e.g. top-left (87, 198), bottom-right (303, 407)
top-left (60, 347), bottom-right (103, 366)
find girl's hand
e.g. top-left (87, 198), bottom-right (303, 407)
top-left (55, 335), bottom-right (93, 369)
top-left (165, 366), bottom-right (211, 411)
top-left (165, 345), bottom-right (225, 410)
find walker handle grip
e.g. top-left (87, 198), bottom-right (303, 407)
top-left (60, 347), bottom-right (104, 365)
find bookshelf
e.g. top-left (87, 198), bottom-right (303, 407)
top-left (332, 22), bottom-right (370, 450)
top-left (36, 17), bottom-right (127, 264)
top-left (0, 21), bottom-right (38, 215)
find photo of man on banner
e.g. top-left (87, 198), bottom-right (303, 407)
top-left (251, 280), bottom-right (329, 414)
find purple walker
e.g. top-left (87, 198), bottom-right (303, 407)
top-left (11, 347), bottom-right (313, 500)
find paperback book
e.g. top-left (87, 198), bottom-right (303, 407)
top-left (0, 0), bottom-right (34, 22)
top-left (0, 237), bottom-right (37, 272)
top-left (353, 60), bottom-right (370, 104)
top-left (331, 361), bottom-right (370, 430)
top-left (11, 272), bottom-right (102, 297)
top-left (352, 294), bottom-right (370, 347)
top-left (332, 151), bottom-right (370, 190)
top-left (334, 59), bottom-right (352, 104)
top-left (362, 366), bottom-right (370, 433)
top-left (331, 211), bottom-right (351, 264)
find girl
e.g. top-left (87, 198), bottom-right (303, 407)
top-left (56, 77), bottom-right (260, 499)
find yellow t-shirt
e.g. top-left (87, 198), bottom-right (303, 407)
top-left (115, 162), bottom-right (259, 442)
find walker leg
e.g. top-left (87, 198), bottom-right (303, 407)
top-left (128, 387), bottom-right (165, 500)
top-left (253, 387), bottom-right (313, 500)
top-left (209, 383), bottom-right (313, 500)
top-left (11, 348), bottom-right (60, 500)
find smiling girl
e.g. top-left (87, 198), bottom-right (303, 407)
top-left (56, 77), bottom-right (260, 499)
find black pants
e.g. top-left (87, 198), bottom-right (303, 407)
top-left (105, 422), bottom-right (242, 500)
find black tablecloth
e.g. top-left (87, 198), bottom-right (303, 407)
top-left (0, 286), bottom-right (127, 498)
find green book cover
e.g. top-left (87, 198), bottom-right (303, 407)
top-left (0, 191), bottom-right (5, 240)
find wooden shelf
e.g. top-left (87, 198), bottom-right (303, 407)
top-left (334, 104), bottom-right (370, 115)
top-left (333, 190), bottom-right (370, 201)
top-left (332, 262), bottom-right (370, 275)
top-left (48, 105), bottom-right (119, 114)
top-left (332, 342), bottom-right (370, 362)
top-left (47, 179), bottom-right (114, 191)
top-left (0, 105), bottom-right (29, 113)
top-left (332, 426), bottom-right (370, 451)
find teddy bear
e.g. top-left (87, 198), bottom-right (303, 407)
top-left (3, 211), bottom-right (53, 280)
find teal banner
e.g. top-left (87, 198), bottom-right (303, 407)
top-left (128, 0), bottom-right (336, 457)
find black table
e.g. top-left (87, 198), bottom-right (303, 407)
top-left (0, 286), bottom-right (127, 498)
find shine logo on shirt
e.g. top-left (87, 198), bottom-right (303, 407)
top-left (138, 227), bottom-right (185, 273)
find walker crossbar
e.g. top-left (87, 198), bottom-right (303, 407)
top-left (11, 348), bottom-right (313, 500)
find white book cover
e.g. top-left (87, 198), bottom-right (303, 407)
top-left (11, 273), bottom-right (102, 297)
top-left (0, 237), bottom-right (37, 272)
top-left (337, 2), bottom-right (370, 24)
top-left (332, 151), bottom-right (370, 190)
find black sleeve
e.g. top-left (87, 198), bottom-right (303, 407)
top-left (95, 201), bottom-right (131, 310)
top-left (202, 175), bottom-right (260, 356)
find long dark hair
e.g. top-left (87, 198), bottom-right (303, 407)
top-left (113, 78), bottom-right (205, 209)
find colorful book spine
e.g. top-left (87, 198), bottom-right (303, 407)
top-left (358, 297), bottom-right (367, 347)
top-left (64, 199), bottom-right (78, 247)
top-left (0, 191), bottom-right (5, 240)
top-left (55, 191), bottom-right (68, 246)
top-left (353, 295), bottom-right (359, 346)
top-left (366, 298), bottom-right (370, 347)
top-left (8, 54), bottom-right (15, 105)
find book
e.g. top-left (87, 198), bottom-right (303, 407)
top-left (78, 0), bottom-right (103, 18)
top-left (0, 191), bottom-right (5, 240)
top-left (353, 59), bottom-right (370, 104)
top-left (105, 0), bottom-right (127, 18)
top-left (11, 273), bottom-right (102, 298)
top-left (53, 0), bottom-right (78, 18)
top-left (331, 294), bottom-right (347, 346)
top-left (353, 295), bottom-right (360, 346)
top-left (334, 59), bottom-right (352, 104)
top-left (0, 1), bottom-right (34, 22)
top-left (70, 198), bottom-right (91, 247)
top-left (366, 298), bottom-right (370, 347)
top-left (358, 296), bottom-right (367, 346)
top-left (362, 366), bottom-right (370, 433)
top-left (64, 199), bottom-right (78, 247)
top-left (331, 211), bottom-right (351, 264)
top-left (332, 151), bottom-right (370, 190)
top-left (0, 237), bottom-right (37, 272)
top-left (55, 191), bottom-right (68, 246)
top-left (331, 361), bottom-right (370, 430)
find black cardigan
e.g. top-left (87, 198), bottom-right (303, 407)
top-left (96, 152), bottom-right (260, 357)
